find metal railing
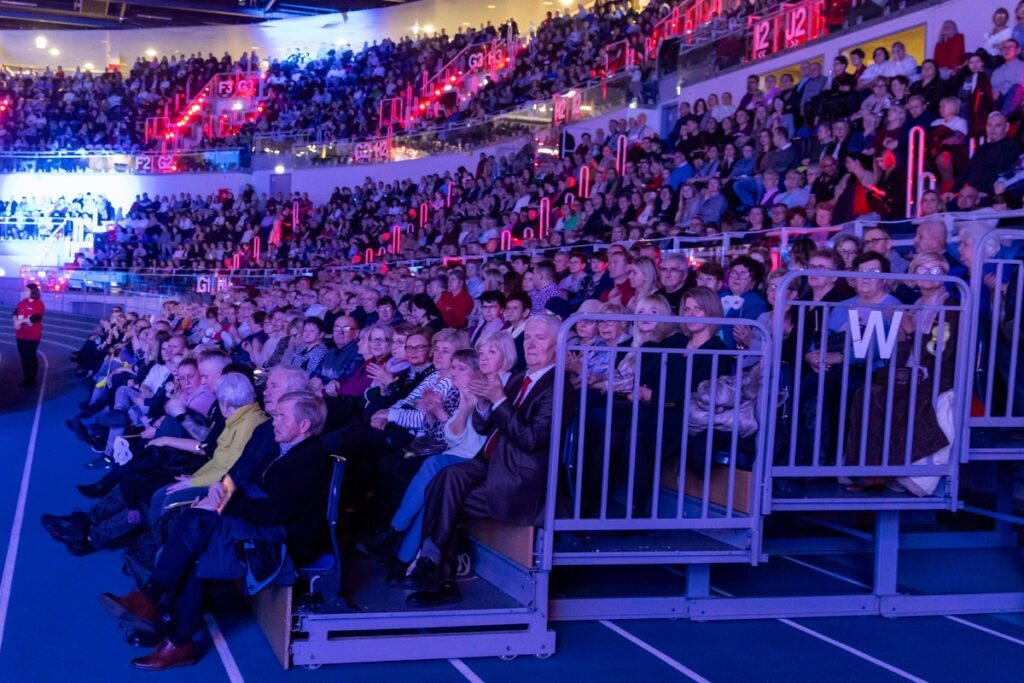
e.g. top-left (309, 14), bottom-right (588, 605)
top-left (965, 229), bottom-right (1024, 455)
top-left (0, 149), bottom-right (243, 174)
top-left (766, 269), bottom-right (972, 509)
top-left (253, 72), bottom-right (636, 169)
top-left (544, 312), bottom-right (772, 567)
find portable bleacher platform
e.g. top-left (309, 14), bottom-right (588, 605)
top-left (251, 240), bottom-right (1024, 668)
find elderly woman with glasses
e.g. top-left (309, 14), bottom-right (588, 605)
top-left (843, 251), bottom-right (960, 492)
top-left (720, 255), bottom-right (768, 348)
top-left (793, 251), bottom-right (903, 466)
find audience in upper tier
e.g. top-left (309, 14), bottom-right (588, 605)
top-left (0, 0), bottom-right (986, 155)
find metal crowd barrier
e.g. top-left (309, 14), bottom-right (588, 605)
top-left (766, 270), bottom-right (972, 511)
top-left (967, 228), bottom-right (1024, 460)
top-left (544, 312), bottom-right (772, 618)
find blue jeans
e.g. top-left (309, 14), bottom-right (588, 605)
top-left (391, 453), bottom-right (467, 562)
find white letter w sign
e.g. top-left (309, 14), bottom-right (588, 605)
top-left (848, 309), bottom-right (903, 360)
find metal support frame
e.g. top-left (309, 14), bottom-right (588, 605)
top-left (288, 534), bottom-right (554, 666)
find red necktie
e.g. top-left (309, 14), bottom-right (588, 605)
top-left (482, 376), bottom-right (532, 460)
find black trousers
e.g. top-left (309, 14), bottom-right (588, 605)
top-left (16, 338), bottom-right (39, 385)
top-left (421, 458), bottom-right (492, 582)
top-left (150, 509), bottom-right (220, 645)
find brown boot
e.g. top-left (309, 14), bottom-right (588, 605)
top-left (99, 589), bottom-right (159, 633)
top-left (131, 639), bottom-right (199, 671)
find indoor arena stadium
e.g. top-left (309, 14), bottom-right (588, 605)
top-left (1, 0), bottom-right (1023, 680)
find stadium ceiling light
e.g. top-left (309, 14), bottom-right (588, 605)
top-left (34, 36), bottom-right (46, 49)
top-left (83, 62), bottom-right (95, 71)
top-left (145, 48), bottom-right (157, 58)
top-left (274, 164), bottom-right (286, 174)
top-left (48, 48), bottom-right (59, 56)
top-left (423, 24), bottom-right (435, 34)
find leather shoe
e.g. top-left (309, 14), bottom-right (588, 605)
top-left (100, 590), bottom-right (160, 633)
top-left (126, 629), bottom-right (165, 648)
top-left (41, 512), bottom-right (90, 541)
top-left (131, 639), bottom-right (199, 671)
top-left (66, 418), bottom-right (90, 441)
top-left (356, 527), bottom-right (400, 560)
top-left (63, 538), bottom-right (97, 556)
top-left (76, 477), bottom-right (116, 498)
top-left (408, 557), bottom-right (440, 592)
top-left (406, 581), bottom-right (462, 608)
top-left (385, 559), bottom-right (413, 588)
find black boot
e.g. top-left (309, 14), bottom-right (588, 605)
top-left (41, 512), bottom-right (90, 542)
top-left (77, 476), bottom-right (117, 498)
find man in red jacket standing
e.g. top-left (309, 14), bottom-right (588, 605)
top-left (13, 282), bottom-right (44, 388)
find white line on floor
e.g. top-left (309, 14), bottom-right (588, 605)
top-left (600, 620), bottom-right (712, 683)
top-left (449, 658), bottom-right (485, 683)
top-left (945, 615), bottom-right (1024, 648)
top-left (777, 618), bottom-right (928, 682)
top-left (204, 613), bottom-right (245, 683)
top-left (780, 555), bottom-right (1024, 649)
top-left (780, 555), bottom-right (872, 589)
top-left (0, 351), bottom-right (49, 651)
top-left (709, 586), bottom-right (926, 682)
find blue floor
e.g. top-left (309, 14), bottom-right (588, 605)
top-left (2, 317), bottom-right (1024, 682)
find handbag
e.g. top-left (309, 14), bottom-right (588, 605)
top-left (404, 435), bottom-right (447, 458)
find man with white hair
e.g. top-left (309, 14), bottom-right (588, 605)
top-left (407, 314), bottom-right (562, 607)
top-left (101, 391), bottom-right (331, 670)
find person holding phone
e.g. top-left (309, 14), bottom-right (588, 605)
top-left (12, 283), bottom-right (44, 388)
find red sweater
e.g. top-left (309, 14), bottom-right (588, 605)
top-left (437, 289), bottom-right (474, 329)
top-left (14, 298), bottom-right (44, 341)
top-left (934, 35), bottom-right (965, 72)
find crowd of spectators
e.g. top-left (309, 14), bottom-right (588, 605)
top-left (21, 0), bottom-right (1024, 672)
top-left (45, 185), bottom-right (1021, 666)
top-left (0, 53), bottom-right (259, 153)
top-left (0, 191), bottom-right (113, 239)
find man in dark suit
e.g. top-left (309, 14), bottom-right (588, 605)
top-left (406, 314), bottom-right (563, 607)
top-left (99, 391), bottom-right (331, 670)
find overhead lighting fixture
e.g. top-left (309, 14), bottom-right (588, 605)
top-left (274, 164), bottom-right (286, 174)
top-left (423, 24), bottom-right (435, 34)
top-left (145, 48), bottom-right (157, 58)
top-left (48, 48), bottom-right (59, 56)
top-left (34, 36), bottom-right (46, 49)
top-left (83, 62), bottom-right (95, 71)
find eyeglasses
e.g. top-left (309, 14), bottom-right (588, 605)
top-left (405, 343), bottom-right (430, 351)
top-left (864, 237), bottom-right (890, 245)
top-left (837, 248), bottom-right (860, 256)
top-left (729, 269), bottom-right (751, 279)
top-left (368, 336), bottom-right (390, 343)
top-left (857, 267), bottom-right (883, 274)
top-left (660, 267), bottom-right (686, 274)
top-left (914, 265), bottom-right (944, 276)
